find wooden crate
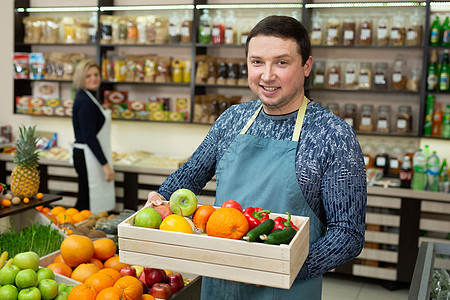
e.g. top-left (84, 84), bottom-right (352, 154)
top-left (118, 211), bottom-right (309, 289)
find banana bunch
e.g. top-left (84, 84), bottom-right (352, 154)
top-left (0, 250), bottom-right (9, 270)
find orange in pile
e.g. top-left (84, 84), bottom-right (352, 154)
top-left (37, 206), bottom-right (93, 225)
top-left (206, 207), bottom-right (249, 240)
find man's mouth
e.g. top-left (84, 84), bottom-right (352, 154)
top-left (261, 86), bottom-right (279, 91)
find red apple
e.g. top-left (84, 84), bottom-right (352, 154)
top-left (149, 283), bottom-right (172, 299)
top-left (120, 266), bottom-right (136, 278)
top-left (167, 272), bottom-right (184, 294)
top-left (139, 267), bottom-right (168, 289)
top-left (138, 272), bottom-right (148, 293)
top-left (154, 205), bottom-right (173, 220)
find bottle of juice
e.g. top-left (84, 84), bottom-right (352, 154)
top-left (442, 104), bottom-right (450, 138)
top-left (430, 14), bottom-right (442, 46)
top-left (198, 9), bottom-right (212, 44)
top-left (431, 103), bottom-right (444, 137)
top-left (411, 149), bottom-right (427, 190)
top-left (400, 155), bottom-right (412, 188)
top-left (427, 50), bottom-right (439, 91)
top-left (212, 10), bottom-right (225, 45)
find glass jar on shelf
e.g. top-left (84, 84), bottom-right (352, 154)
top-left (326, 60), bottom-right (341, 88)
top-left (358, 62), bottom-right (372, 89)
top-left (389, 144), bottom-right (404, 176)
top-left (376, 16), bottom-right (390, 46)
top-left (326, 15), bottom-right (340, 46)
top-left (310, 12), bottom-right (324, 45)
top-left (390, 15), bottom-right (406, 46)
top-left (376, 105), bottom-right (391, 133)
top-left (406, 10), bottom-right (423, 46)
top-left (326, 103), bottom-right (340, 116)
top-left (406, 68), bottom-right (420, 92)
top-left (342, 17), bottom-right (356, 46)
top-left (362, 141), bottom-right (376, 169)
top-left (374, 62), bottom-right (388, 89)
top-left (344, 60), bottom-right (358, 89)
top-left (312, 61), bottom-right (325, 88)
top-left (375, 143), bottom-right (390, 176)
top-left (343, 103), bottom-right (357, 129)
top-left (358, 16), bottom-right (373, 46)
top-left (359, 104), bottom-right (374, 132)
top-left (392, 54), bottom-right (407, 90)
top-left (396, 105), bottom-right (412, 133)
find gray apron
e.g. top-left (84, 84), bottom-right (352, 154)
top-left (73, 89), bottom-right (115, 214)
top-left (201, 97), bottom-right (327, 299)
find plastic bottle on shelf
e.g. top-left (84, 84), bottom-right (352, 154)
top-left (429, 14), bottom-right (442, 46)
top-left (400, 155), bottom-right (412, 188)
top-left (375, 144), bottom-right (390, 176)
top-left (442, 14), bottom-right (450, 46)
top-left (431, 103), bottom-right (444, 137)
top-left (427, 49), bottom-right (439, 91)
top-left (411, 149), bottom-right (427, 190)
top-left (424, 144), bottom-right (431, 159)
top-left (426, 151), bottom-right (440, 192)
top-left (424, 95), bottom-right (435, 136)
top-left (224, 10), bottom-right (237, 45)
top-left (442, 104), bottom-right (450, 138)
top-left (310, 12), bottom-right (324, 45)
top-left (362, 141), bottom-right (376, 170)
top-left (439, 159), bottom-right (449, 192)
top-left (198, 9), bottom-right (212, 44)
top-left (389, 144), bottom-right (404, 176)
top-left (169, 12), bottom-right (181, 44)
top-left (180, 10), bottom-right (193, 43)
top-left (212, 10), bottom-right (225, 45)
top-left (439, 50), bottom-right (450, 91)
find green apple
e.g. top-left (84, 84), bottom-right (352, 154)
top-left (38, 278), bottom-right (59, 300)
top-left (15, 269), bottom-right (38, 289)
top-left (64, 284), bottom-right (76, 294)
top-left (18, 286), bottom-right (41, 300)
top-left (13, 251), bottom-right (40, 271)
top-left (37, 268), bottom-right (54, 284)
top-left (0, 264), bottom-right (21, 285)
top-left (54, 291), bottom-right (68, 300)
top-left (134, 208), bottom-right (162, 229)
top-left (58, 283), bottom-right (67, 294)
top-left (169, 188), bottom-right (198, 217)
top-left (0, 284), bottom-right (19, 300)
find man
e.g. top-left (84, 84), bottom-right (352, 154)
top-left (147, 15), bottom-right (366, 299)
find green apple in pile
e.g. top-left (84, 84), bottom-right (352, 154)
top-left (169, 188), bottom-right (198, 217)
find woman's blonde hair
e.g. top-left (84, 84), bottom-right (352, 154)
top-left (72, 59), bottom-right (101, 90)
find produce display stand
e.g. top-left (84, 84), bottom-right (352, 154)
top-left (118, 211), bottom-right (309, 289)
top-left (0, 194), bottom-right (62, 218)
top-left (408, 241), bottom-right (450, 300)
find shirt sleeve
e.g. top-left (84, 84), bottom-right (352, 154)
top-left (76, 94), bottom-right (107, 165)
top-left (299, 125), bottom-right (367, 280)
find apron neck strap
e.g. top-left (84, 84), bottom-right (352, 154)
top-left (83, 89), bottom-right (104, 111)
top-left (240, 96), bottom-right (309, 142)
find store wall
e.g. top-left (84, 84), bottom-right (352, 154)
top-left (1, 0), bottom-right (449, 162)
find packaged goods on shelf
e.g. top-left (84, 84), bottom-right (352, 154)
top-left (13, 53), bottom-right (30, 79)
top-left (23, 16), bottom-right (60, 44)
top-left (195, 55), bottom-right (247, 87)
top-left (193, 94), bottom-right (241, 124)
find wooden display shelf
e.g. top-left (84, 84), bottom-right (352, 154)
top-left (0, 194), bottom-right (62, 218)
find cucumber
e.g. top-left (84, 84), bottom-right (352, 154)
top-left (260, 227), bottom-right (297, 245)
top-left (243, 219), bottom-right (275, 242)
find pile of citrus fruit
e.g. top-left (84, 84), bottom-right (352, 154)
top-left (36, 206), bottom-right (93, 227)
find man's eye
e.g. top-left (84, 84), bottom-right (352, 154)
top-left (278, 61), bottom-right (287, 65)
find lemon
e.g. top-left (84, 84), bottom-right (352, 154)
top-left (159, 214), bottom-right (194, 234)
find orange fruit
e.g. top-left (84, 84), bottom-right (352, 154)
top-left (159, 215), bottom-right (193, 234)
top-left (53, 254), bottom-right (66, 264)
top-left (96, 287), bottom-right (125, 300)
top-left (93, 238), bottom-right (117, 261)
top-left (72, 212), bottom-right (86, 224)
top-left (113, 276), bottom-right (143, 300)
top-left (206, 207), bottom-right (249, 240)
top-left (23, 198), bottom-right (29, 204)
top-left (60, 234), bottom-right (95, 267)
top-left (104, 256), bottom-right (129, 272)
top-left (57, 212), bottom-right (74, 224)
top-left (65, 208), bottom-right (80, 216)
top-left (89, 258), bottom-right (104, 269)
top-left (99, 268), bottom-right (122, 283)
top-left (142, 295), bottom-right (156, 300)
top-left (85, 272), bottom-right (115, 293)
top-left (71, 263), bottom-right (101, 283)
top-left (80, 209), bottom-right (93, 218)
top-left (68, 283), bottom-right (97, 300)
top-left (51, 206), bottom-right (65, 216)
top-left (36, 192), bottom-right (44, 200)
top-left (192, 205), bottom-right (216, 232)
top-left (36, 205), bottom-right (44, 212)
top-left (1, 199), bottom-right (11, 207)
top-left (42, 207), bottom-right (50, 213)
top-left (47, 262), bottom-right (73, 278)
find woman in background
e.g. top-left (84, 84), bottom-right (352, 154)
top-left (71, 59), bottom-right (115, 213)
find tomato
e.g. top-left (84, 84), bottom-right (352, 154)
top-left (221, 200), bottom-right (243, 212)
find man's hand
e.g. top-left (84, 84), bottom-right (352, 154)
top-left (144, 191), bottom-right (166, 208)
top-left (102, 163), bottom-right (115, 182)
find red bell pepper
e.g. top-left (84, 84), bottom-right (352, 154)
top-left (272, 212), bottom-right (298, 231)
top-left (243, 207), bottom-right (271, 230)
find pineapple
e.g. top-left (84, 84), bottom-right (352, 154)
top-left (10, 125), bottom-right (40, 199)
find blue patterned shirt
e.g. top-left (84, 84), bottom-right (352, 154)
top-left (158, 99), bottom-right (367, 279)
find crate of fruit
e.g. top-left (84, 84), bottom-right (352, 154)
top-left (118, 197), bottom-right (309, 289)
